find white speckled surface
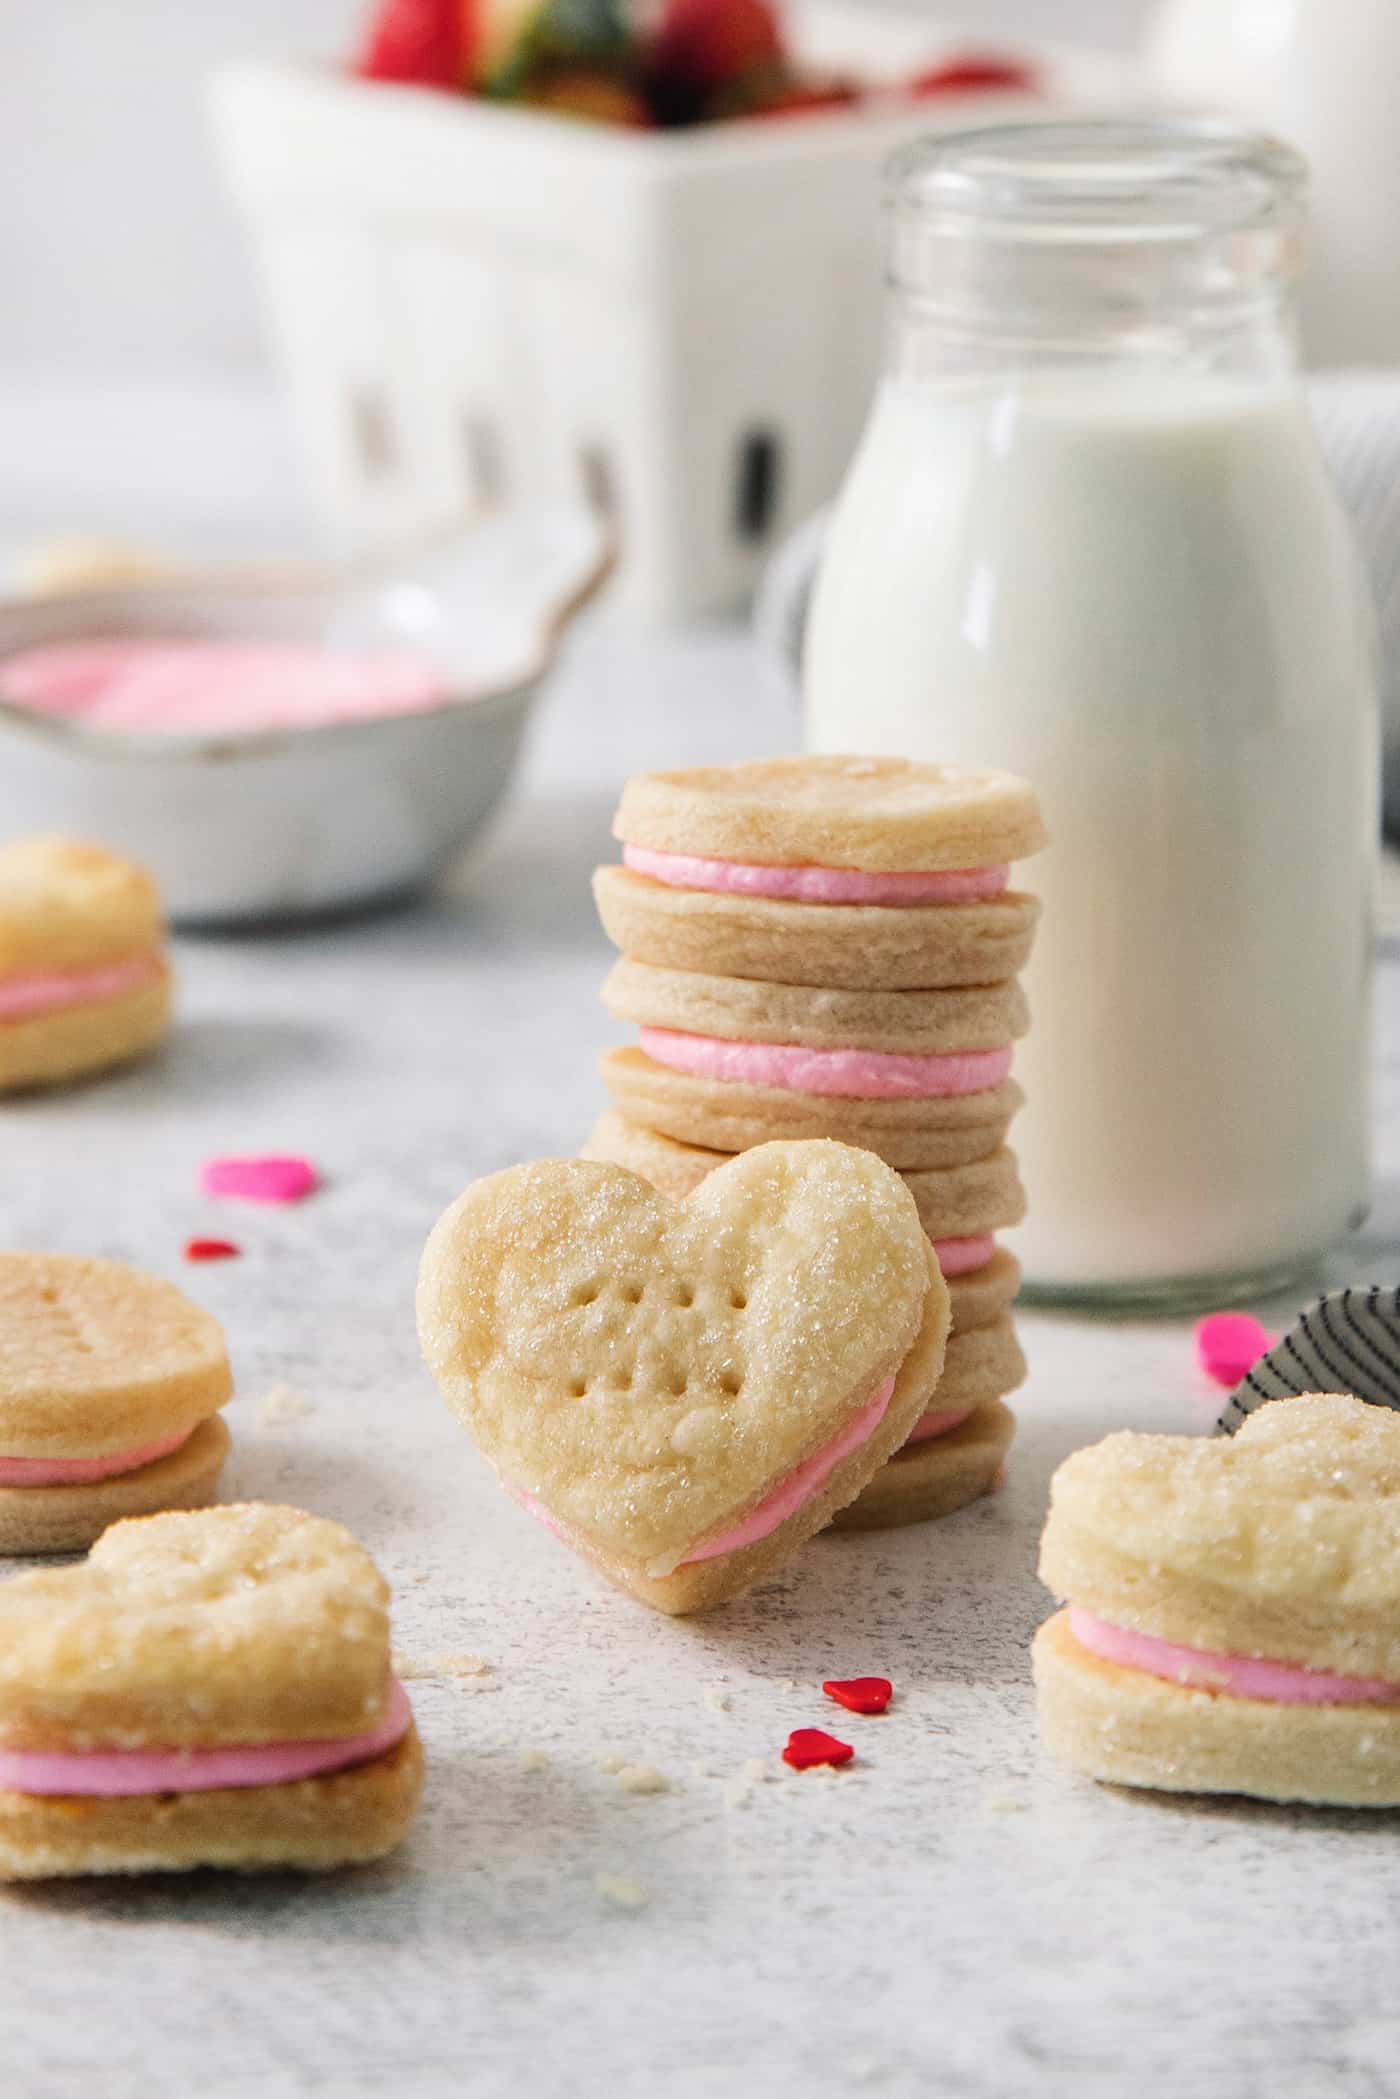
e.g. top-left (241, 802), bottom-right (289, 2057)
top-left (4, 622), bottom-right (1400, 2099)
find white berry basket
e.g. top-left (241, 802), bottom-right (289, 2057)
top-left (209, 10), bottom-right (1125, 618)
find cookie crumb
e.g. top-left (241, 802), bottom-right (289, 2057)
top-left (434, 1651), bottom-right (490, 1679)
top-left (596, 1873), bottom-right (650, 1910)
top-left (779, 1678), bottom-right (800, 1692)
top-left (703, 1686), bottom-right (731, 1713)
top-left (392, 1650), bottom-right (495, 1690)
top-left (595, 1751), bottom-right (627, 1774)
top-left (520, 1749), bottom-right (550, 1774)
top-left (256, 1384), bottom-right (315, 1427)
top-left (721, 1758), bottom-right (774, 1808)
top-left (983, 1790), bottom-right (1027, 1815)
top-left (615, 1764), bottom-right (670, 1795)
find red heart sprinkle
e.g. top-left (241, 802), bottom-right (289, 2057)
top-left (822, 1676), bottom-right (892, 1715)
top-left (184, 1237), bottom-right (241, 1262)
top-left (782, 1727), bottom-right (853, 1771)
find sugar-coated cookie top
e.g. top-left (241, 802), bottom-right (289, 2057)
top-left (418, 1140), bottom-right (932, 1575)
top-left (1043, 1395), bottom-right (1400, 1617)
top-left (0, 834), bottom-right (163, 976)
top-left (0, 1253), bottom-right (232, 1457)
top-left (0, 1504), bottom-right (392, 1753)
top-left (612, 756), bottom-right (1046, 872)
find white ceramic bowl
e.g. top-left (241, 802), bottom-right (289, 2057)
top-left (0, 508), bottom-right (611, 926)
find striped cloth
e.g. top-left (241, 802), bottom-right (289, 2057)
top-left (1217, 1285), bottom-right (1400, 1434)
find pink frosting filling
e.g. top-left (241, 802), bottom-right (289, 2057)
top-left (905, 1406), bottom-right (974, 1446)
top-left (0, 954), bottom-right (160, 1021)
top-left (622, 844), bottom-right (1010, 905)
top-left (931, 1234), bottom-right (997, 1278)
top-left (1067, 1608), bottom-right (1400, 1706)
top-left (0, 640), bottom-right (448, 735)
top-left (680, 1374), bottom-right (896, 1563)
top-left (0, 1427), bottom-right (194, 1487)
top-left (0, 1679), bottom-right (413, 1798)
top-left (638, 1027), bottom-right (1012, 1101)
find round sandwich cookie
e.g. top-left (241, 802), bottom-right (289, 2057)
top-left (1034, 1393), bottom-right (1400, 1807)
top-left (602, 958), bottom-right (1029, 1057)
top-left (593, 864), bottom-right (1041, 994)
top-left (831, 1315), bottom-right (1025, 1531)
top-left (582, 1110), bottom-right (1024, 1317)
top-left (595, 754), bottom-right (1045, 992)
top-left (613, 755), bottom-right (1047, 873)
top-left (0, 835), bottom-right (172, 1091)
top-left (0, 1253), bottom-right (234, 1553)
top-left (418, 1142), bottom-right (951, 1615)
top-left (0, 1504), bottom-right (422, 1878)
top-left (601, 1045), bottom-right (1023, 1171)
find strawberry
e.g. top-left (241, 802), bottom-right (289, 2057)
top-left (654, 0), bottom-right (784, 94)
top-left (355, 0), bottom-right (468, 88)
top-left (909, 53), bottom-right (1040, 97)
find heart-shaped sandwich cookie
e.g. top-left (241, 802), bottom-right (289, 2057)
top-left (417, 1141), bottom-right (951, 1613)
top-left (0, 1253), bottom-right (233, 1552)
top-left (1035, 1394), bottom-right (1400, 1806)
top-left (0, 1503), bottom-right (422, 1878)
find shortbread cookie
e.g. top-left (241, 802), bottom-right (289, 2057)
top-left (602, 1046), bottom-right (1021, 1170)
top-left (0, 1504), bottom-right (422, 1876)
top-left (1035, 1394), bottom-right (1400, 1805)
top-left (612, 755), bottom-right (1046, 872)
top-left (582, 1109), bottom-right (1022, 1285)
top-left (830, 1398), bottom-right (1016, 1532)
top-left (0, 1253), bottom-right (234, 1552)
top-left (417, 1143), bottom-right (951, 1614)
top-left (832, 1316), bottom-right (1025, 1530)
top-left (580, 1109), bottom-right (730, 1200)
top-left (919, 1313), bottom-right (1026, 1416)
top-left (0, 836), bottom-right (171, 1090)
top-left (593, 865), bottom-right (1041, 992)
top-left (602, 959), bottom-right (1029, 1056)
top-left (946, 1247), bottom-right (1022, 1334)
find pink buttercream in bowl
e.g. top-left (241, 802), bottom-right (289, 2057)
top-left (621, 844), bottom-right (1010, 906)
top-left (1067, 1608), bottom-right (1400, 1706)
top-left (0, 954), bottom-right (161, 1021)
top-left (638, 1028), bottom-right (1012, 1101)
top-left (0, 1427), bottom-right (193, 1488)
top-left (0, 639), bottom-right (448, 737)
top-left (0, 1679), bottom-right (413, 1797)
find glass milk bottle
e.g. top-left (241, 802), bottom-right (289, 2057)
top-left (805, 122), bottom-right (1377, 1306)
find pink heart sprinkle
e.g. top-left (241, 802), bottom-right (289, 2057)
top-left (199, 1155), bottom-right (319, 1205)
top-left (1195, 1311), bottom-right (1278, 1388)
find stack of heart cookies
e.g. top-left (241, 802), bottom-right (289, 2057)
top-left (586, 755), bottom-right (1046, 1530)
